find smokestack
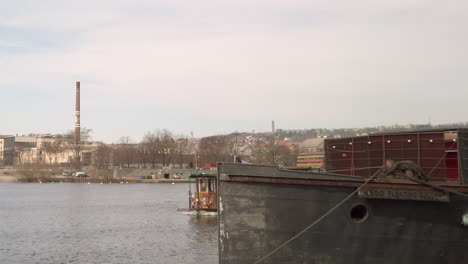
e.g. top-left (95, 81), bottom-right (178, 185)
top-left (272, 120), bottom-right (275, 134)
top-left (75, 81), bottom-right (80, 143)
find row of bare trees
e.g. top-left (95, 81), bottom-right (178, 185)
top-left (250, 137), bottom-right (298, 166)
top-left (17, 128), bottom-right (298, 169)
top-left (91, 129), bottom-right (195, 169)
top-left (197, 133), bottom-right (243, 164)
top-left (140, 129), bottom-right (194, 168)
top-left (197, 133), bottom-right (298, 167)
top-left (94, 129), bottom-right (298, 169)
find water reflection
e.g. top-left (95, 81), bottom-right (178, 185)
top-left (189, 215), bottom-right (218, 225)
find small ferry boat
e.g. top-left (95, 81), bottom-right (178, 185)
top-left (188, 173), bottom-right (217, 212)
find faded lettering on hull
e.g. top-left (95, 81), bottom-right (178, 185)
top-left (358, 189), bottom-right (450, 202)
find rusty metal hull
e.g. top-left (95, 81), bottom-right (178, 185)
top-left (218, 163), bottom-right (468, 264)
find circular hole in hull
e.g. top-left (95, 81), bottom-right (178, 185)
top-left (350, 204), bottom-right (369, 223)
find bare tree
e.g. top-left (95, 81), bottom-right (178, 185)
top-left (63, 127), bottom-right (93, 170)
top-left (14, 146), bottom-right (29, 166)
top-left (174, 135), bottom-right (193, 168)
top-left (159, 129), bottom-right (175, 167)
top-left (141, 129), bottom-right (175, 168)
top-left (250, 137), bottom-right (296, 166)
top-left (113, 136), bottom-right (137, 168)
top-left (135, 146), bottom-right (150, 168)
top-left (198, 135), bottom-right (231, 164)
top-left (142, 131), bottom-right (161, 168)
top-left (225, 133), bottom-right (244, 162)
top-left (93, 144), bottom-right (112, 169)
top-left (41, 141), bottom-right (63, 165)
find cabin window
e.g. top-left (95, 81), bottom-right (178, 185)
top-left (200, 179), bottom-right (207, 192)
top-left (209, 179), bottom-right (215, 192)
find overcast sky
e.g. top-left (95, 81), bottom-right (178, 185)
top-left (1, 0), bottom-right (467, 142)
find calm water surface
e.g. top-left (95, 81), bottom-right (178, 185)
top-left (0, 183), bottom-right (218, 264)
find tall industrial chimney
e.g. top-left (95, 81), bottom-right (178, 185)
top-left (75, 81), bottom-right (81, 143)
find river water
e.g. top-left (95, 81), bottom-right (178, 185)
top-left (0, 183), bottom-right (218, 264)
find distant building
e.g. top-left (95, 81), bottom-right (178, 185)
top-left (15, 136), bottom-right (37, 148)
top-left (11, 135), bottom-right (103, 166)
top-left (299, 138), bottom-right (324, 153)
top-left (296, 138), bottom-right (325, 169)
top-left (13, 136), bottom-right (39, 164)
top-left (276, 140), bottom-right (301, 150)
top-left (0, 136), bottom-right (15, 166)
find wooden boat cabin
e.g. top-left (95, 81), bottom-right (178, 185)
top-left (189, 173), bottom-right (217, 211)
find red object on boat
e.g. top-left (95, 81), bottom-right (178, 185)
top-left (325, 129), bottom-right (461, 181)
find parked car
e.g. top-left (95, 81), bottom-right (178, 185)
top-left (62, 171), bottom-right (72, 177)
top-left (75, 172), bottom-right (88, 178)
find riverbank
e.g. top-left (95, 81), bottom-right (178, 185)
top-left (48, 178), bottom-right (194, 184)
top-left (0, 175), bottom-right (18, 182)
top-left (1, 167), bottom-right (214, 183)
top-left (0, 175), bottom-right (195, 184)
top-left (0, 167), bottom-right (203, 183)
top-left (0, 169), bottom-right (18, 182)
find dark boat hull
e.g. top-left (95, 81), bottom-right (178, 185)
top-left (218, 164), bottom-right (468, 264)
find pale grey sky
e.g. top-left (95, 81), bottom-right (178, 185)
top-left (1, 0), bottom-right (467, 142)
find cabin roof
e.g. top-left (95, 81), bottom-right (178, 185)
top-left (189, 173), bottom-right (217, 178)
